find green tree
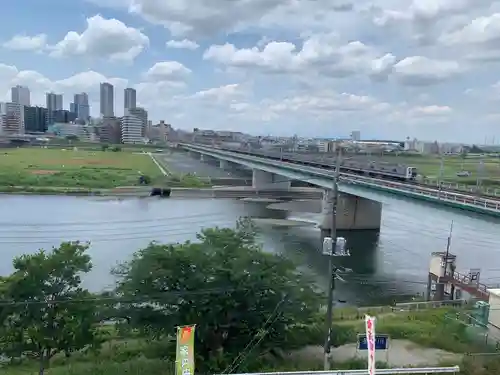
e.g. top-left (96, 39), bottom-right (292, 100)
top-left (112, 218), bottom-right (322, 372)
top-left (101, 144), bottom-right (110, 151)
top-left (0, 242), bottom-right (101, 375)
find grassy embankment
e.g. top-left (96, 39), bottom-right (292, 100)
top-left (0, 148), bottom-right (208, 194)
top-left (3, 307), bottom-right (499, 375)
top-left (379, 153), bottom-right (500, 190)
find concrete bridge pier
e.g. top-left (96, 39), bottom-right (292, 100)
top-left (320, 190), bottom-right (382, 233)
top-left (252, 169), bottom-right (291, 189)
top-left (219, 160), bottom-right (232, 169)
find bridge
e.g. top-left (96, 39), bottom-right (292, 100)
top-left (179, 143), bottom-right (500, 239)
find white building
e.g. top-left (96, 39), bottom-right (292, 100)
top-left (0, 102), bottom-right (25, 135)
top-left (351, 130), bottom-right (361, 141)
top-left (11, 85), bottom-right (30, 106)
top-left (127, 107), bottom-right (147, 137)
top-left (50, 123), bottom-right (92, 141)
top-left (121, 115), bottom-right (143, 144)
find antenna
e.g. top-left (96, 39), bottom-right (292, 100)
top-left (443, 221), bottom-right (454, 276)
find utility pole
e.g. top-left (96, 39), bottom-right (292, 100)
top-left (322, 147), bottom-right (350, 370)
top-left (438, 156), bottom-right (444, 199)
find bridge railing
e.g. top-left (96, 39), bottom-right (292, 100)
top-left (343, 175), bottom-right (500, 211)
top-left (183, 144), bottom-right (500, 212)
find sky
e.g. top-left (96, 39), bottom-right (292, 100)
top-left (1, 0), bottom-right (500, 142)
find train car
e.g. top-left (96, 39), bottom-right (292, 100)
top-left (217, 146), bottom-right (418, 182)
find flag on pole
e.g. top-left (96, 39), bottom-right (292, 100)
top-left (365, 315), bottom-right (376, 375)
top-left (176, 325), bottom-right (196, 375)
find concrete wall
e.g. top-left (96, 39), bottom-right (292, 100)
top-left (320, 191), bottom-right (382, 231)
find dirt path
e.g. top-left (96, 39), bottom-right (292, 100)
top-left (293, 340), bottom-right (461, 367)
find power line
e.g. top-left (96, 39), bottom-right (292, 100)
top-left (0, 210), bottom-right (234, 228)
top-left (0, 287), bottom-right (270, 307)
top-left (224, 295), bottom-right (287, 374)
top-left (0, 212), bottom-right (233, 233)
top-left (0, 219), bottom-right (236, 240)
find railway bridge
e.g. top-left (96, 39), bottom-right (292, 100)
top-left (179, 143), bottom-right (500, 239)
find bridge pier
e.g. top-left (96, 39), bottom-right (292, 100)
top-left (252, 169), bottom-right (291, 189)
top-left (320, 190), bottom-right (382, 233)
top-left (219, 160), bottom-right (231, 169)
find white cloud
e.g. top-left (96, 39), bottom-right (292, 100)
top-left (49, 15), bottom-right (149, 62)
top-left (2, 34), bottom-right (48, 52)
top-left (392, 56), bottom-right (464, 85)
top-left (143, 61), bottom-right (192, 82)
top-left (166, 39), bottom-right (199, 50)
top-left (203, 33), bottom-right (396, 80)
top-left (88, 0), bottom-right (359, 37)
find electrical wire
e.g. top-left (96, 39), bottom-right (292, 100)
top-left (223, 295), bottom-right (287, 374)
top-left (0, 287), bottom-right (271, 308)
top-left (0, 210), bottom-right (234, 228)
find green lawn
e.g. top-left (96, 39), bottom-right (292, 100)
top-left (0, 148), bottom-right (163, 189)
top-left (380, 154), bottom-right (500, 188)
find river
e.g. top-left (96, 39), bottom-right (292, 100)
top-left (1, 188), bottom-right (500, 306)
top-left (2, 151), bottom-right (500, 306)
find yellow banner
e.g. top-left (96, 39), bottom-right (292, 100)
top-left (176, 325), bottom-right (196, 375)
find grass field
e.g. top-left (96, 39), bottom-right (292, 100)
top-left (0, 148), bottom-right (164, 189)
top-left (378, 154), bottom-right (500, 188)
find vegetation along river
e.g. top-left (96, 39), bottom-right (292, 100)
top-left (1, 193), bottom-right (500, 306)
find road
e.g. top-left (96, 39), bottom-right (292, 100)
top-left (160, 151), bottom-right (250, 178)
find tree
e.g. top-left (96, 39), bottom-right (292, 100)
top-left (112, 218), bottom-right (322, 372)
top-left (0, 242), bottom-right (101, 375)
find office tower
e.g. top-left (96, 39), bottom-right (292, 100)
top-left (73, 92), bottom-right (90, 120)
top-left (46, 92), bottom-right (63, 112)
top-left (100, 82), bottom-right (114, 117)
top-left (0, 102), bottom-right (25, 134)
top-left (11, 85), bottom-right (30, 106)
top-left (124, 88), bottom-right (137, 111)
top-left (24, 106), bottom-right (48, 133)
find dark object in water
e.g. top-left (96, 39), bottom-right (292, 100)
top-left (150, 188), bottom-right (171, 197)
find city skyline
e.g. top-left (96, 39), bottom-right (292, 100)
top-left (6, 83), bottom-right (142, 120)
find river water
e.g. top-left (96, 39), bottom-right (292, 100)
top-left (1, 152), bottom-right (500, 306)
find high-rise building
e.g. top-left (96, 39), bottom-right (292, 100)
top-left (124, 88), bottom-right (137, 111)
top-left (11, 85), bottom-right (30, 106)
top-left (0, 102), bottom-right (25, 134)
top-left (121, 114), bottom-right (143, 144)
top-left (46, 92), bottom-right (63, 111)
top-left (100, 82), bottom-right (114, 117)
top-left (73, 92), bottom-right (90, 120)
top-left (127, 107), bottom-right (148, 137)
top-left (351, 131), bottom-right (361, 141)
top-left (24, 106), bottom-right (48, 133)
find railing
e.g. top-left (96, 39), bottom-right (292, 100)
top-left (184, 145), bottom-right (500, 212)
top-left (343, 175), bottom-right (500, 211)
top-left (423, 178), bottom-right (500, 197)
top-left (224, 368), bottom-right (461, 375)
top-left (449, 270), bottom-right (490, 298)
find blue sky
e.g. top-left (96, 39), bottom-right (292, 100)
top-left (1, 0), bottom-right (500, 142)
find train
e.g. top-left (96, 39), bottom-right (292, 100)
top-left (214, 146), bottom-right (418, 182)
